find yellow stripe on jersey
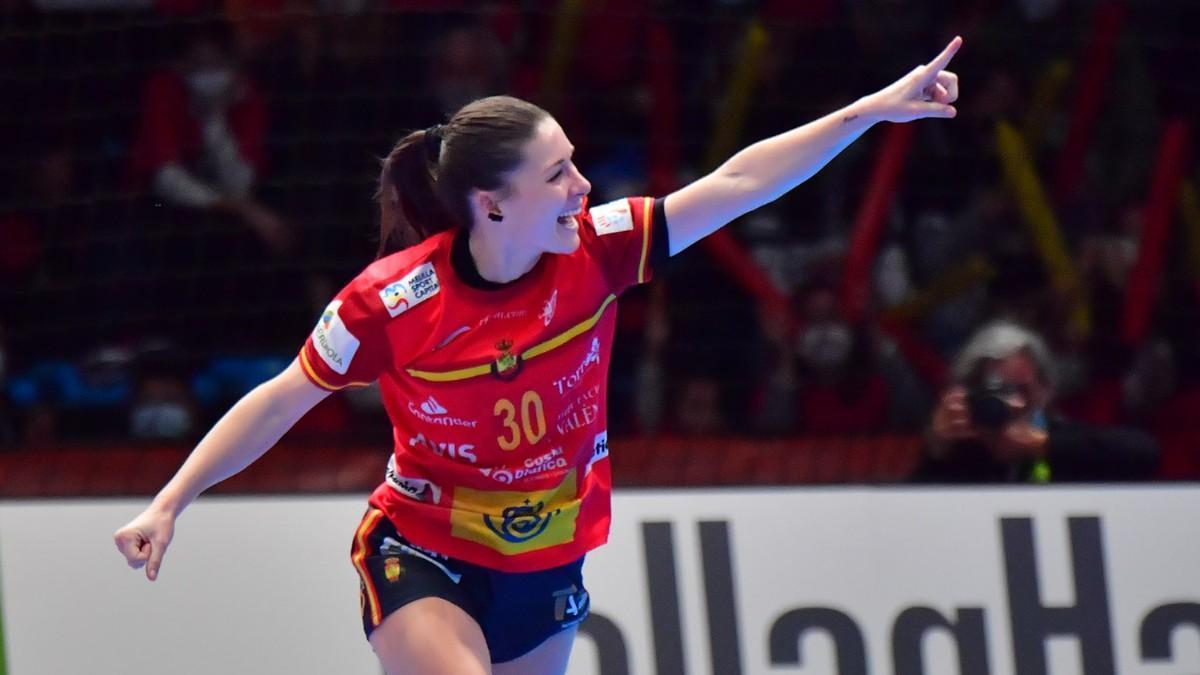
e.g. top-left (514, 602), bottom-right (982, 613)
top-left (299, 349), bottom-right (372, 391)
top-left (406, 294), bottom-right (617, 383)
top-left (638, 198), bottom-right (652, 285)
top-left (450, 469), bottom-right (579, 555)
top-left (404, 361), bottom-right (493, 383)
top-left (524, 294), bottom-right (616, 359)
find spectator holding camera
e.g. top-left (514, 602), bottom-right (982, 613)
top-left (914, 321), bottom-right (1160, 482)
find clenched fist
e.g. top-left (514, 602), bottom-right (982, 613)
top-left (113, 505), bottom-right (177, 582)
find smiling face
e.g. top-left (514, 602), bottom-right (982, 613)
top-left (477, 116), bottom-right (592, 255)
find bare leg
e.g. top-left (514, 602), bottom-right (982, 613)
top-left (493, 626), bottom-right (578, 675)
top-left (369, 597), bottom-right (491, 675)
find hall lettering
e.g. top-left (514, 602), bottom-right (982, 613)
top-left (570, 516), bottom-right (1200, 674)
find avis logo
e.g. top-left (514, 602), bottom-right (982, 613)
top-left (409, 433), bottom-right (478, 464)
top-left (484, 499), bottom-right (560, 543)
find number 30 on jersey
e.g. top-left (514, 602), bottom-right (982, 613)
top-left (494, 390), bottom-right (546, 451)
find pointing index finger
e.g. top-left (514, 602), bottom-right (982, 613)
top-left (923, 36), bottom-right (963, 80)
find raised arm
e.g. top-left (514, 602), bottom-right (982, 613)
top-left (113, 358), bottom-right (331, 580)
top-left (664, 37), bottom-right (962, 255)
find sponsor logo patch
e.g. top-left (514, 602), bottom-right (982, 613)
top-left (450, 470), bottom-right (579, 555)
top-left (420, 396), bottom-right (448, 416)
top-left (586, 431), bottom-right (609, 474)
top-left (589, 199), bottom-right (634, 236)
top-left (385, 456), bottom-right (443, 503)
top-left (311, 300), bottom-right (360, 375)
top-left (379, 262), bottom-right (440, 318)
top-left (553, 585), bottom-right (590, 625)
top-left (407, 399), bottom-right (478, 428)
top-left (553, 338), bottom-right (601, 396)
top-left (409, 433), bottom-right (478, 464)
top-left (479, 447), bottom-right (568, 484)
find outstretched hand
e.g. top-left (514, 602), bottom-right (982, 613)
top-left (865, 36), bottom-right (962, 123)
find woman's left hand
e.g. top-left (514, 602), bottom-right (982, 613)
top-left (863, 36), bottom-right (962, 123)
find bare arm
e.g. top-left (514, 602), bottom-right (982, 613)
top-left (114, 358), bottom-right (331, 579)
top-left (664, 37), bottom-right (962, 255)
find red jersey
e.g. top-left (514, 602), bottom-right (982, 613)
top-left (299, 197), bottom-right (666, 572)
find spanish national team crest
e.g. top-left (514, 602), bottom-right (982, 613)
top-left (492, 339), bottom-right (522, 380)
top-left (383, 556), bottom-right (404, 583)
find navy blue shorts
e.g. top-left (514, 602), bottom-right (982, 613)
top-left (351, 508), bottom-right (590, 664)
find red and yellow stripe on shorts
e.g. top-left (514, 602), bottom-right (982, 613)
top-left (352, 509), bottom-right (385, 627)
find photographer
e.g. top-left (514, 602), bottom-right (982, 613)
top-left (914, 321), bottom-right (1160, 482)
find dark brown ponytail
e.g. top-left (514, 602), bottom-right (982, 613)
top-left (377, 129), bottom-right (451, 257)
top-left (376, 96), bottom-right (550, 259)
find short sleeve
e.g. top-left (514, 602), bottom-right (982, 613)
top-left (298, 279), bottom-right (391, 391)
top-left (583, 196), bottom-right (669, 294)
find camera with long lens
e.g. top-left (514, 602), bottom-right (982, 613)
top-left (966, 377), bottom-right (1019, 431)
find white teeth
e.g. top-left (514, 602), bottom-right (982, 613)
top-left (559, 209), bottom-right (581, 218)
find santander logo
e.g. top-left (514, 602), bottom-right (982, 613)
top-left (420, 396), bottom-right (448, 416)
top-left (407, 396), bottom-right (477, 428)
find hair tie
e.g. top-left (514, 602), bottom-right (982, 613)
top-left (424, 124), bottom-right (445, 162)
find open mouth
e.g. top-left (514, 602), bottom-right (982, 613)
top-left (556, 207), bottom-right (581, 225)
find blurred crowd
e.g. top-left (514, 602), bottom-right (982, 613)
top-left (1, 0), bottom-right (1198, 478)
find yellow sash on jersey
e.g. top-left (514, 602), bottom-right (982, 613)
top-left (407, 295), bottom-right (617, 383)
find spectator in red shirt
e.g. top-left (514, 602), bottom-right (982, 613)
top-left (755, 280), bottom-right (890, 435)
top-left (795, 283), bottom-right (890, 434)
top-left (128, 20), bottom-right (292, 256)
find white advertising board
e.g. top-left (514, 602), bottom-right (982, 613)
top-left (1, 487), bottom-right (1198, 674)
